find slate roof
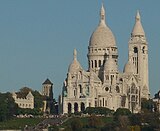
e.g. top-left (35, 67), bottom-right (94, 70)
top-left (42, 78), bottom-right (53, 85)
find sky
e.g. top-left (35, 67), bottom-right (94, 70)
top-left (0, 0), bottom-right (159, 99)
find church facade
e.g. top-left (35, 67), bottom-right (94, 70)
top-left (61, 5), bottom-right (150, 114)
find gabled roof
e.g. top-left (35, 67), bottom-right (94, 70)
top-left (42, 78), bottom-right (53, 85)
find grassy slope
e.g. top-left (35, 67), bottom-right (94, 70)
top-left (0, 118), bottom-right (43, 130)
top-left (61, 116), bottom-right (113, 129)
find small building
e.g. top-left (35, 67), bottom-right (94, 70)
top-left (12, 91), bottom-right (34, 109)
top-left (42, 78), bottom-right (54, 114)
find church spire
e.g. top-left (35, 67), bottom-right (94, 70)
top-left (136, 10), bottom-right (141, 21)
top-left (99, 3), bottom-right (106, 26)
top-left (73, 49), bottom-right (77, 60)
top-left (131, 10), bottom-right (145, 37)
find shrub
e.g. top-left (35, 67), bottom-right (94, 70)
top-left (70, 118), bottom-right (83, 131)
top-left (114, 108), bottom-right (131, 117)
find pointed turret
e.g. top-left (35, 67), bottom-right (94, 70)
top-left (99, 3), bottom-right (106, 26)
top-left (73, 49), bottom-right (77, 60)
top-left (131, 11), bottom-right (145, 37)
top-left (68, 49), bottom-right (82, 73)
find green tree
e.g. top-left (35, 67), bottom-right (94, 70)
top-left (17, 87), bottom-right (33, 98)
top-left (118, 115), bottom-right (130, 131)
top-left (114, 108), bottom-right (131, 117)
top-left (32, 90), bottom-right (44, 109)
top-left (141, 98), bottom-right (156, 113)
top-left (102, 122), bottom-right (118, 131)
top-left (70, 118), bottom-right (83, 131)
top-left (84, 107), bottom-right (113, 116)
top-left (129, 113), bottom-right (141, 126)
top-left (88, 115), bottom-right (103, 128)
top-left (0, 92), bottom-right (18, 121)
top-left (113, 108), bottom-right (131, 131)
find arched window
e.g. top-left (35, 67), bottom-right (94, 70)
top-left (142, 46), bottom-right (145, 54)
top-left (99, 60), bottom-right (101, 67)
top-left (74, 103), bottom-right (78, 112)
top-left (103, 98), bottom-right (105, 107)
top-left (131, 87), bottom-right (134, 94)
top-left (81, 102), bottom-right (85, 112)
top-left (116, 86), bottom-right (120, 93)
top-left (68, 103), bottom-right (72, 114)
top-left (131, 96), bottom-right (136, 101)
top-left (131, 83), bottom-right (136, 94)
top-left (79, 85), bottom-right (82, 93)
top-left (134, 47), bottom-right (138, 53)
top-left (91, 60), bottom-right (93, 68)
top-left (78, 71), bottom-right (82, 79)
top-left (95, 101), bottom-right (97, 107)
top-left (74, 89), bottom-right (76, 96)
top-left (95, 60), bottom-right (97, 68)
top-left (105, 100), bottom-right (107, 106)
top-left (100, 100), bottom-right (102, 107)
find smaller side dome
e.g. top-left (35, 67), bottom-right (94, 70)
top-left (123, 60), bottom-right (135, 73)
top-left (68, 49), bottom-right (82, 73)
top-left (104, 55), bottom-right (118, 72)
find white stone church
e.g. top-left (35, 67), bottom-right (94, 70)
top-left (61, 4), bottom-right (150, 114)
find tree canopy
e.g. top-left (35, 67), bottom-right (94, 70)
top-left (0, 92), bottom-right (18, 121)
top-left (84, 107), bottom-right (113, 116)
top-left (114, 108), bottom-right (131, 116)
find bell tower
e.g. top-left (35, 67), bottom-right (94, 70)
top-left (128, 11), bottom-right (150, 99)
top-left (42, 78), bottom-right (54, 113)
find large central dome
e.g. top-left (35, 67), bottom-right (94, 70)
top-left (89, 5), bottom-right (116, 48)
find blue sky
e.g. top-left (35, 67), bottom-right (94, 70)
top-left (0, 0), bottom-right (159, 99)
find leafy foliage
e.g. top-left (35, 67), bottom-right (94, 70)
top-left (141, 98), bottom-right (157, 112)
top-left (32, 90), bottom-right (45, 109)
top-left (17, 108), bottom-right (42, 116)
top-left (0, 92), bottom-right (18, 121)
top-left (88, 115), bottom-right (103, 128)
top-left (84, 107), bottom-right (113, 116)
top-left (0, 118), bottom-right (43, 130)
top-left (70, 118), bottom-right (83, 131)
top-left (114, 108), bottom-right (131, 116)
top-left (16, 87), bottom-right (32, 98)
